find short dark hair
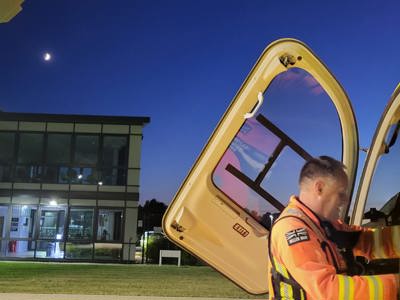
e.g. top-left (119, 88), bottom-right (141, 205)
top-left (299, 156), bottom-right (346, 185)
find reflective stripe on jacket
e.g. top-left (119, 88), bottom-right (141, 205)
top-left (268, 196), bottom-right (399, 300)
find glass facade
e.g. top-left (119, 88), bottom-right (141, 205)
top-left (68, 208), bottom-right (94, 240)
top-left (69, 167), bottom-right (98, 184)
top-left (42, 166), bottom-right (69, 183)
top-left (0, 165), bottom-right (12, 182)
top-left (18, 133), bottom-right (44, 164)
top-left (0, 133), bottom-right (15, 182)
top-left (0, 133), bottom-right (130, 185)
top-left (39, 207), bottom-right (66, 240)
top-left (0, 206), bottom-right (8, 256)
top-left (36, 241), bottom-right (63, 259)
top-left (47, 134), bottom-right (71, 164)
top-left (74, 135), bottom-right (99, 165)
top-left (102, 136), bottom-right (127, 167)
top-left (0, 114), bottom-right (149, 262)
top-left (101, 168), bottom-right (126, 186)
top-left (0, 133), bottom-right (15, 163)
top-left (15, 165), bottom-right (43, 183)
top-left (97, 209), bottom-right (123, 241)
top-left (0, 204), bottom-right (126, 260)
top-left (2, 205), bottom-right (37, 258)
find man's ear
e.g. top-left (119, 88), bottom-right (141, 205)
top-left (314, 179), bottom-right (324, 196)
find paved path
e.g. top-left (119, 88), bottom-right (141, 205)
top-left (0, 295), bottom-right (264, 300)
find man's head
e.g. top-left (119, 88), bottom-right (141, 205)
top-left (298, 156), bottom-right (349, 222)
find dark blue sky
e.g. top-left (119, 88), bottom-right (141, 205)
top-left (1, 0), bottom-right (400, 203)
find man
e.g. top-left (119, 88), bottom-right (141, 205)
top-left (268, 156), bottom-right (399, 300)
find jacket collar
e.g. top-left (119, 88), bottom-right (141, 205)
top-left (288, 195), bottom-right (324, 228)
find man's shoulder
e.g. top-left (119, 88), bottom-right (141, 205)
top-left (271, 216), bottom-right (313, 247)
top-left (282, 207), bottom-right (305, 218)
top-left (274, 205), bottom-right (308, 228)
top-left (273, 213), bottom-right (309, 232)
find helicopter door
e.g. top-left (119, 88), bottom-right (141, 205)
top-left (163, 39), bottom-right (358, 294)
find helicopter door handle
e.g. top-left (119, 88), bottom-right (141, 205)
top-left (244, 92), bottom-right (264, 119)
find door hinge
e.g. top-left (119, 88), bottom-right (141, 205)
top-left (279, 54), bottom-right (297, 67)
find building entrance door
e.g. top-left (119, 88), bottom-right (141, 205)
top-left (37, 206), bottom-right (66, 259)
top-left (27, 209), bottom-right (36, 250)
top-left (39, 210), bottom-right (65, 240)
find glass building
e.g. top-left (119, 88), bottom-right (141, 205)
top-left (0, 112), bottom-right (150, 262)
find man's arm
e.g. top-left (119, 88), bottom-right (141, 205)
top-left (353, 225), bottom-right (400, 260)
top-left (272, 219), bottom-right (399, 300)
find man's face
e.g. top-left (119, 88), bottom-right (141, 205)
top-left (318, 174), bottom-right (349, 222)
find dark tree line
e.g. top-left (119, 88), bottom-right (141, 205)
top-left (137, 198), bottom-right (168, 236)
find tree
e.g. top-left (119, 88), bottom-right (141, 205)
top-left (137, 199), bottom-right (167, 236)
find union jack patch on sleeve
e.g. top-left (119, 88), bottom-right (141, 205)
top-left (285, 228), bottom-right (310, 246)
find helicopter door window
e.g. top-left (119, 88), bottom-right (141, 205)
top-left (213, 118), bottom-right (283, 219)
top-left (213, 114), bottom-right (311, 225)
top-left (260, 146), bottom-right (307, 203)
top-left (260, 68), bottom-right (342, 160)
top-left (212, 67), bottom-right (343, 228)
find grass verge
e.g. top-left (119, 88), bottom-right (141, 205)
top-left (0, 262), bottom-right (264, 298)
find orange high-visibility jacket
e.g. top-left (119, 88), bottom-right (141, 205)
top-left (268, 196), bottom-right (399, 300)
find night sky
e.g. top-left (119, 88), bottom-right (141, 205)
top-left (1, 0), bottom-right (400, 204)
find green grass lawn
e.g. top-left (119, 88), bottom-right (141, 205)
top-left (0, 262), bottom-right (265, 298)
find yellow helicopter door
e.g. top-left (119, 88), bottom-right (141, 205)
top-left (351, 85), bottom-right (400, 274)
top-left (163, 39), bottom-right (359, 294)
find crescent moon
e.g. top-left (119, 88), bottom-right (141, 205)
top-left (44, 53), bottom-right (51, 61)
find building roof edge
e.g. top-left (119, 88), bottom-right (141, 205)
top-left (0, 112), bottom-right (150, 125)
